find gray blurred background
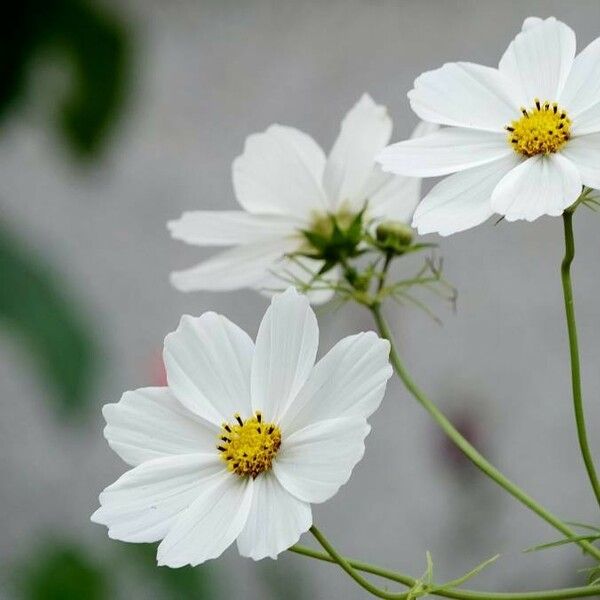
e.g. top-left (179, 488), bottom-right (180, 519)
top-left (2, 1), bottom-right (600, 598)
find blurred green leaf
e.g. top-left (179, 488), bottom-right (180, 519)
top-left (1, 0), bottom-right (128, 157)
top-left (127, 544), bottom-right (216, 599)
top-left (261, 561), bottom-right (313, 600)
top-left (13, 539), bottom-right (109, 600)
top-left (0, 222), bottom-right (98, 416)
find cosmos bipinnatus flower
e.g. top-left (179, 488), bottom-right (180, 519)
top-left (377, 17), bottom-right (600, 236)
top-left (168, 94), bottom-right (435, 303)
top-left (92, 288), bottom-right (392, 567)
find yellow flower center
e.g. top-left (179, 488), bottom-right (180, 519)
top-left (506, 99), bottom-right (571, 157)
top-left (217, 411), bottom-right (282, 478)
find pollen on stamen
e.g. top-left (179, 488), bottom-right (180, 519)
top-left (506, 100), bottom-right (571, 157)
top-left (217, 411), bottom-right (282, 479)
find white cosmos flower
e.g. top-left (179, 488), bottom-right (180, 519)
top-left (377, 16), bottom-right (600, 236)
top-left (91, 288), bottom-right (392, 566)
top-left (168, 94), bottom-right (436, 303)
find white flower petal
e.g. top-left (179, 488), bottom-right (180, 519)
top-left (323, 94), bottom-right (392, 212)
top-left (280, 332), bottom-right (392, 434)
top-left (408, 62), bottom-right (522, 132)
top-left (157, 471), bottom-right (253, 567)
top-left (91, 454), bottom-right (222, 543)
top-left (236, 472), bottom-right (312, 560)
top-left (366, 122), bottom-right (438, 224)
top-left (491, 153), bottom-right (582, 222)
top-left (571, 102), bottom-right (600, 136)
top-left (412, 154), bottom-right (521, 236)
top-left (103, 387), bottom-right (218, 467)
top-left (273, 417), bottom-right (370, 504)
top-left (251, 288), bottom-right (318, 421)
top-left (170, 238), bottom-right (298, 293)
top-left (377, 128), bottom-right (511, 177)
top-left (499, 17), bottom-right (576, 102)
top-left (521, 17), bottom-right (544, 32)
top-left (409, 120), bottom-right (441, 139)
top-left (233, 125), bottom-right (327, 220)
top-left (561, 134), bottom-right (600, 189)
top-left (167, 211), bottom-right (299, 246)
top-left (164, 312), bottom-right (254, 426)
top-left (367, 173), bottom-right (423, 224)
top-left (560, 37), bottom-right (600, 117)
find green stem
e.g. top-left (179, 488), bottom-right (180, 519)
top-left (308, 525), bottom-right (410, 599)
top-left (377, 252), bottom-right (393, 294)
top-left (561, 210), bottom-right (600, 508)
top-left (370, 304), bottom-right (600, 561)
top-left (290, 543), bottom-right (600, 600)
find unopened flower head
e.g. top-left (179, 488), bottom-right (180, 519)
top-left (375, 220), bottom-right (415, 253)
top-left (168, 94), bottom-right (435, 302)
top-left (92, 288), bottom-right (392, 566)
top-left (377, 17), bottom-right (600, 235)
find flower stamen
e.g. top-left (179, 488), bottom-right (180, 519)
top-left (506, 99), bottom-right (571, 157)
top-left (218, 411), bottom-right (282, 478)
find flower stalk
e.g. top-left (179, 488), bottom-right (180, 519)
top-left (290, 540), bottom-right (600, 599)
top-left (307, 525), bottom-right (411, 599)
top-left (369, 302), bottom-right (600, 562)
top-left (561, 209), bottom-right (600, 508)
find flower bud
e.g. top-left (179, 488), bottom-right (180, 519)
top-left (375, 221), bottom-right (414, 248)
